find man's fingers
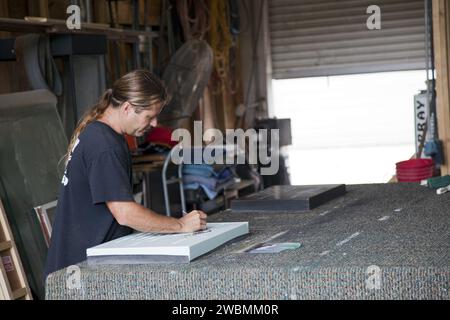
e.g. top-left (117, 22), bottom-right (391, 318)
top-left (185, 210), bottom-right (207, 231)
top-left (188, 210), bottom-right (207, 219)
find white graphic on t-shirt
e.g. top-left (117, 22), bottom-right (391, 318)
top-left (61, 138), bottom-right (80, 186)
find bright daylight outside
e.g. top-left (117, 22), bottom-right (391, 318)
top-left (272, 70), bottom-right (427, 185)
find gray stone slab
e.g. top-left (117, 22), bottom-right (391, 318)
top-left (230, 184), bottom-right (346, 211)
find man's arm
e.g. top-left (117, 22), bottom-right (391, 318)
top-left (106, 201), bottom-right (207, 233)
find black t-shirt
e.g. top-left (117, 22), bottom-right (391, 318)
top-left (44, 121), bottom-right (133, 278)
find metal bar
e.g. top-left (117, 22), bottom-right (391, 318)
top-left (166, 2), bottom-right (175, 55)
top-left (162, 153), bottom-right (171, 216)
top-left (85, 0), bottom-right (93, 23)
top-left (132, 0), bottom-right (141, 69)
top-left (142, 172), bottom-right (150, 208)
top-left (178, 160), bottom-right (186, 213)
top-left (162, 147), bottom-right (186, 216)
top-left (144, 0), bottom-right (153, 72)
top-left (68, 55), bottom-right (79, 126)
top-left (107, 0), bottom-right (121, 79)
top-left (157, 0), bottom-right (168, 75)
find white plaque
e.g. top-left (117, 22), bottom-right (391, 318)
top-left (86, 222), bottom-right (249, 264)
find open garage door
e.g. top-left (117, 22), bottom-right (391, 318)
top-left (269, 0), bottom-right (426, 79)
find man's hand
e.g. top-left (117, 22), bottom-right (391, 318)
top-left (179, 210), bottom-right (207, 233)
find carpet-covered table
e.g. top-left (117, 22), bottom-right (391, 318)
top-left (45, 183), bottom-right (450, 299)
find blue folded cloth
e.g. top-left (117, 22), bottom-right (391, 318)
top-left (182, 164), bottom-right (235, 200)
top-left (183, 164), bottom-right (216, 177)
top-left (184, 175), bottom-right (218, 190)
top-left (183, 168), bottom-right (233, 189)
top-left (184, 182), bottom-right (219, 200)
top-left (184, 179), bottom-right (236, 200)
top-left (183, 164), bottom-right (233, 179)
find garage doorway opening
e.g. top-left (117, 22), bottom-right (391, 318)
top-left (272, 70), bottom-right (426, 185)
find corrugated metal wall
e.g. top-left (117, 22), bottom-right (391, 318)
top-left (269, 0), bottom-right (426, 79)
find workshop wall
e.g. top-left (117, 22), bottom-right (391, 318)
top-left (0, 0), bottom-right (266, 134)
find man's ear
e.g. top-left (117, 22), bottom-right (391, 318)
top-left (121, 101), bottom-right (133, 114)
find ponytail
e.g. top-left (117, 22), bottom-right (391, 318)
top-left (63, 89), bottom-right (112, 165)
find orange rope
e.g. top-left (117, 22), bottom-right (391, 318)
top-left (209, 0), bottom-right (234, 95)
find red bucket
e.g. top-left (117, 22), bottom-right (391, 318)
top-left (396, 159), bottom-right (434, 182)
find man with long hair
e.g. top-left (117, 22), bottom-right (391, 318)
top-left (45, 70), bottom-right (207, 278)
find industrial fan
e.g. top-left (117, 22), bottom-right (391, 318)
top-left (158, 39), bottom-right (214, 129)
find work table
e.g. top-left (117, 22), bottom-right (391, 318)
top-left (45, 183), bottom-right (450, 299)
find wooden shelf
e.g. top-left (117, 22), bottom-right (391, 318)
top-left (132, 153), bottom-right (166, 164)
top-left (133, 162), bottom-right (163, 173)
top-left (0, 17), bottom-right (157, 43)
